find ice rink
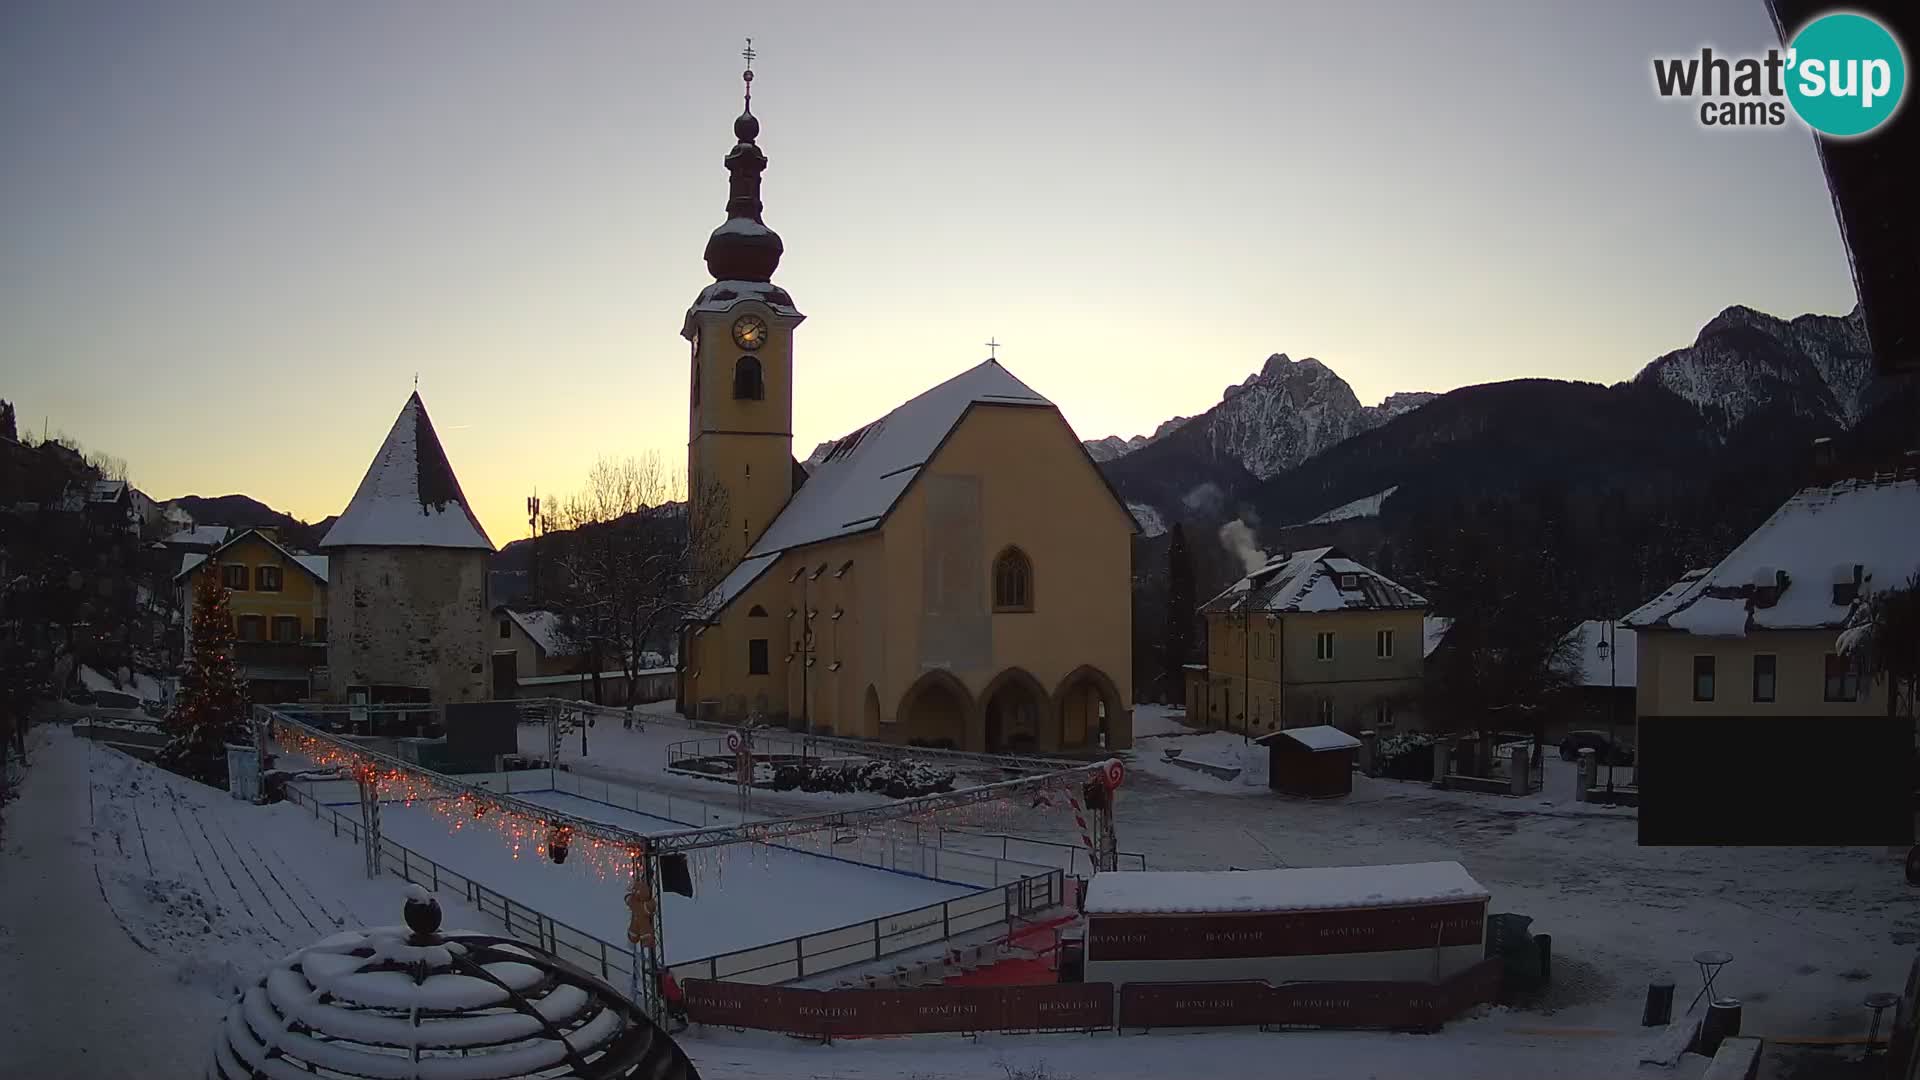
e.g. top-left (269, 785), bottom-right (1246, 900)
top-left (360, 789), bottom-right (978, 964)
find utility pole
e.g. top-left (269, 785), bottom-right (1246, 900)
top-left (526, 493), bottom-right (541, 600)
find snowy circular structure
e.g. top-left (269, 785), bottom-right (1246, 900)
top-left (209, 890), bottom-right (698, 1080)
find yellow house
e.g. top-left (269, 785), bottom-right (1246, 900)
top-left (1198, 547), bottom-right (1427, 735)
top-left (175, 527), bottom-right (329, 702)
top-left (677, 79), bottom-right (1135, 753)
top-left (1624, 474), bottom-right (1920, 719)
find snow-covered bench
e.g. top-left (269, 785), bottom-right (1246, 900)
top-left (1167, 755), bottom-right (1242, 782)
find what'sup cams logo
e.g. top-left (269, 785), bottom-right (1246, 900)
top-left (1653, 11), bottom-right (1906, 136)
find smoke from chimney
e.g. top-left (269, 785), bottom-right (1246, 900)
top-left (1217, 519), bottom-right (1267, 575)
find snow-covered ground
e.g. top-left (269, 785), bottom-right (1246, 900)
top-left (361, 788), bottom-right (976, 965)
top-left (0, 727), bottom-right (494, 1078)
top-left (6, 710), bottom-right (1912, 1079)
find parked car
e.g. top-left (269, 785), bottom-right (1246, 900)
top-left (1559, 729), bottom-right (1634, 766)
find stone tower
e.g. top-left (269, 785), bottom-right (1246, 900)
top-left (683, 55), bottom-right (805, 579)
top-left (320, 392), bottom-right (495, 705)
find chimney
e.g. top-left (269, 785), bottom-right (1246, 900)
top-left (1811, 437), bottom-right (1841, 483)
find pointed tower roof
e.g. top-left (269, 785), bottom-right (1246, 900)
top-left (319, 393), bottom-right (495, 551)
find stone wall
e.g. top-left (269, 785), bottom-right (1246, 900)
top-left (326, 546), bottom-right (489, 704)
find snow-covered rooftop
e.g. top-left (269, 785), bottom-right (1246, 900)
top-left (174, 530), bottom-right (328, 584)
top-left (1559, 620), bottom-right (1637, 688)
top-left (1624, 476), bottom-right (1920, 635)
top-left (502, 609), bottom-right (580, 657)
top-left (1084, 861), bottom-right (1490, 915)
top-left (320, 393), bottom-right (494, 551)
top-left (746, 360), bottom-right (1055, 558)
top-left (693, 551), bottom-right (780, 622)
top-left (1201, 547), bottom-right (1426, 615)
top-left (1257, 724), bottom-right (1363, 752)
top-left (163, 525), bottom-right (230, 548)
top-left (1423, 616), bottom-right (1453, 658)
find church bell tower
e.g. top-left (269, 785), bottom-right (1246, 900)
top-left (685, 40), bottom-right (803, 577)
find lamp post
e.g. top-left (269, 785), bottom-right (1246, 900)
top-left (1597, 624), bottom-right (1616, 793)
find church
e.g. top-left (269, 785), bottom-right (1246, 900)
top-left (677, 61), bottom-right (1135, 753)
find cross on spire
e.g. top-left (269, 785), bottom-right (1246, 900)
top-left (741, 37), bottom-right (755, 108)
top-left (985, 338), bottom-right (1001, 360)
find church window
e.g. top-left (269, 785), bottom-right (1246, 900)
top-left (498, 619), bottom-right (511, 639)
top-left (691, 363), bottom-right (700, 407)
top-left (748, 605), bottom-right (768, 618)
top-left (992, 546), bottom-right (1034, 612)
top-left (748, 638), bottom-right (769, 675)
top-left (732, 356), bottom-right (764, 400)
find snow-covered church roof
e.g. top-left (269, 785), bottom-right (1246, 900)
top-left (1201, 547), bottom-right (1427, 615)
top-left (692, 358), bottom-right (1131, 620)
top-left (1623, 475), bottom-right (1920, 636)
top-left (320, 393), bottom-right (494, 551)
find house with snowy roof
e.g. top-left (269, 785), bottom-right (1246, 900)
top-left (319, 392), bottom-right (495, 709)
top-left (675, 74), bottom-right (1135, 752)
top-left (174, 526), bottom-right (329, 703)
top-left (1193, 547), bottom-right (1428, 736)
top-left (1623, 473), bottom-right (1920, 719)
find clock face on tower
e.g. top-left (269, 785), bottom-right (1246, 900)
top-left (731, 315), bottom-right (768, 351)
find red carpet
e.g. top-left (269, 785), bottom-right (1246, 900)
top-left (941, 914), bottom-right (1082, 986)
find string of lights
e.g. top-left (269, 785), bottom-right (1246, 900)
top-left (262, 707), bottom-right (1122, 869)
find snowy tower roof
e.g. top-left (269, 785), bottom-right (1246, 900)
top-left (209, 890), bottom-right (698, 1079)
top-left (319, 392), bottom-right (495, 551)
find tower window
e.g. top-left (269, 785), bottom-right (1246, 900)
top-left (992, 546), bottom-right (1033, 612)
top-left (748, 638), bottom-right (769, 675)
top-left (733, 356), bottom-right (764, 400)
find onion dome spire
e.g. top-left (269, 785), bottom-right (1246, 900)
top-left (704, 38), bottom-right (784, 283)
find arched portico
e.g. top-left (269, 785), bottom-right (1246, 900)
top-left (976, 667), bottom-right (1049, 754)
top-left (895, 669), bottom-right (973, 748)
top-left (1053, 664), bottom-right (1125, 752)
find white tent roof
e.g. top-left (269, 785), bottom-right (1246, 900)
top-left (320, 393), bottom-right (494, 551)
top-left (1084, 861), bottom-right (1489, 915)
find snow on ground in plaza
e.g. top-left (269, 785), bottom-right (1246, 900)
top-left (1133, 728), bottom-right (1273, 793)
top-left (0, 728), bottom-right (496, 1078)
top-left (362, 789), bottom-right (976, 964)
top-left (5, 717), bottom-right (1908, 1079)
top-left (679, 1018), bottom-right (1716, 1080)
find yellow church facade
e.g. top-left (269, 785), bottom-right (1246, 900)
top-left (676, 71), bottom-right (1134, 754)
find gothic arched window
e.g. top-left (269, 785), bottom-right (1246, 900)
top-left (992, 546), bottom-right (1033, 612)
top-left (733, 356), bottom-right (764, 400)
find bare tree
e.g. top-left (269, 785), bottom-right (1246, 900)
top-left (542, 454), bottom-right (729, 730)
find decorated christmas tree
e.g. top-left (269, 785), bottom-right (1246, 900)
top-left (159, 561), bottom-right (251, 783)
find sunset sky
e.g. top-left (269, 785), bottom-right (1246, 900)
top-left (1, 0), bottom-right (1860, 546)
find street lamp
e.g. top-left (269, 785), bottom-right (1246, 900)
top-left (1596, 624), bottom-right (1617, 793)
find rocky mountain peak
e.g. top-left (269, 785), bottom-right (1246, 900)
top-left (1636, 303), bottom-right (1873, 430)
top-left (1085, 350), bottom-right (1434, 476)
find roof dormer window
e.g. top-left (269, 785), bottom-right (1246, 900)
top-left (1339, 573), bottom-right (1359, 590)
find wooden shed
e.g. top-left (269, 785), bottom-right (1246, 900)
top-left (1258, 724), bottom-right (1361, 798)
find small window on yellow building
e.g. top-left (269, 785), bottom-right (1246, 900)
top-left (223, 564), bottom-right (249, 591)
top-left (256, 565), bottom-right (283, 592)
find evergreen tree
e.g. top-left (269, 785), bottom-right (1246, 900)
top-left (159, 562), bottom-right (250, 783)
top-left (1163, 523), bottom-right (1196, 701)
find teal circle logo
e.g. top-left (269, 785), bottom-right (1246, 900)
top-left (1787, 13), bottom-right (1906, 137)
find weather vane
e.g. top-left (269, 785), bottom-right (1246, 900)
top-left (742, 37), bottom-right (755, 108)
